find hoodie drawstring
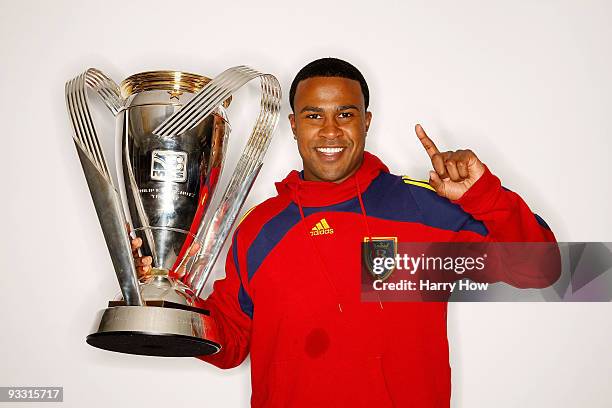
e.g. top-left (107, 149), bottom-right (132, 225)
top-left (295, 178), bottom-right (344, 313)
top-left (355, 177), bottom-right (384, 311)
top-left (355, 177), bottom-right (373, 243)
top-left (294, 175), bottom-right (384, 313)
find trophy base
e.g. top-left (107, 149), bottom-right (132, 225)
top-left (87, 303), bottom-right (221, 357)
top-left (86, 331), bottom-right (219, 357)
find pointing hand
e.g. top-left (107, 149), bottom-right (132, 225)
top-left (415, 124), bottom-right (485, 201)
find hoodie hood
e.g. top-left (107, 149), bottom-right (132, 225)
top-left (275, 151), bottom-right (389, 207)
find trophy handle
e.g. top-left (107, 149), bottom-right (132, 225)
top-left (154, 66), bottom-right (281, 297)
top-left (65, 69), bottom-right (143, 306)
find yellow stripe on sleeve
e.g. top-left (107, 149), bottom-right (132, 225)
top-left (401, 176), bottom-right (436, 192)
top-left (238, 205), bottom-right (258, 226)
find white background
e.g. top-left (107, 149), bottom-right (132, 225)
top-left (1, 0), bottom-right (611, 406)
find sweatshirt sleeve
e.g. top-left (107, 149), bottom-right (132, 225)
top-left (450, 165), bottom-right (560, 288)
top-left (452, 165), bottom-right (556, 243)
top-left (195, 231), bottom-right (253, 369)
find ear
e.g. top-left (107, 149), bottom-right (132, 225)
top-left (365, 111), bottom-right (372, 133)
top-left (288, 113), bottom-right (297, 136)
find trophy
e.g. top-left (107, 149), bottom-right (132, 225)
top-left (65, 66), bottom-right (280, 356)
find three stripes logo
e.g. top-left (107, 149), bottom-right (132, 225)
top-left (310, 218), bottom-right (334, 236)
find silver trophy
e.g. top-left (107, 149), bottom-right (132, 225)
top-left (65, 67), bottom-right (280, 356)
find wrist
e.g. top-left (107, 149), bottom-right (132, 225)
top-left (452, 164), bottom-right (501, 214)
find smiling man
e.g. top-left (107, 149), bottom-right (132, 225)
top-left (135, 58), bottom-right (556, 407)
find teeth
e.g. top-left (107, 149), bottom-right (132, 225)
top-left (316, 147), bottom-right (344, 154)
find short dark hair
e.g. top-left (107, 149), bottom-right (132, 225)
top-left (289, 57), bottom-right (369, 111)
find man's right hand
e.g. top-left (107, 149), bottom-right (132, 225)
top-left (131, 237), bottom-right (152, 280)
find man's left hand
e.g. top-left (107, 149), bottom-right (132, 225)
top-left (415, 124), bottom-right (486, 201)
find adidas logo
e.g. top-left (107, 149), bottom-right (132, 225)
top-left (310, 218), bottom-right (334, 236)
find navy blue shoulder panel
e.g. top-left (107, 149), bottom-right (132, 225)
top-left (245, 173), bottom-right (489, 284)
top-left (232, 232), bottom-right (254, 319)
top-left (302, 196), bottom-right (362, 217)
top-left (246, 202), bottom-right (302, 282)
top-left (361, 172), bottom-right (489, 236)
top-left (534, 213), bottom-right (551, 230)
top-left (238, 285), bottom-right (253, 319)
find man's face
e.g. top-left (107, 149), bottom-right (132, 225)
top-left (289, 77), bottom-right (372, 183)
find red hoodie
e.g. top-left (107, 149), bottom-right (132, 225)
top-left (197, 152), bottom-right (556, 407)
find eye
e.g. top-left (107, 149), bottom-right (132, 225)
top-left (305, 113), bottom-right (322, 119)
top-left (338, 112), bottom-right (353, 118)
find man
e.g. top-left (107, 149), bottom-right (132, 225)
top-left (134, 58), bottom-right (556, 407)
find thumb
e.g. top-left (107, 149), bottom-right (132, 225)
top-left (429, 171), bottom-right (444, 194)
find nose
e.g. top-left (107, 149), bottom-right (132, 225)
top-left (319, 117), bottom-right (342, 140)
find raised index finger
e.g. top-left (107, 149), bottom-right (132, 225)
top-left (415, 124), bottom-right (440, 159)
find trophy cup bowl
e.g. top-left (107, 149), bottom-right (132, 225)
top-left (66, 67), bottom-right (280, 357)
